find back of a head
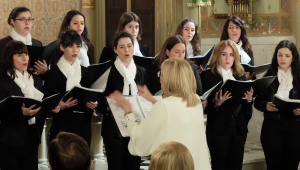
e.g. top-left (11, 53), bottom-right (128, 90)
top-left (48, 132), bottom-right (91, 170)
top-left (149, 141), bottom-right (194, 170)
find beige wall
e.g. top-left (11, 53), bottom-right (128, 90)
top-left (0, 0), bottom-right (81, 45)
top-left (293, 0), bottom-right (300, 50)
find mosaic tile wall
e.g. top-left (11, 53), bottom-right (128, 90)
top-left (0, 0), bottom-right (80, 45)
top-left (201, 0), bottom-right (292, 37)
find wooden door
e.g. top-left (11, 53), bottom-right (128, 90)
top-left (105, 0), bottom-right (127, 46)
top-left (131, 0), bottom-right (155, 56)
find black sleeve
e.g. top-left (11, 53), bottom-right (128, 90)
top-left (99, 46), bottom-right (116, 63)
top-left (254, 86), bottom-right (271, 113)
top-left (191, 64), bottom-right (203, 95)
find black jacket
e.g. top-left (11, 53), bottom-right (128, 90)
top-left (99, 41), bottom-right (151, 64)
top-left (0, 74), bottom-right (45, 147)
top-left (80, 63), bottom-right (148, 137)
top-left (201, 70), bottom-right (253, 135)
top-left (254, 77), bottom-right (300, 119)
top-left (147, 63), bottom-right (203, 95)
top-left (0, 36), bottom-right (42, 58)
top-left (43, 65), bottom-right (92, 144)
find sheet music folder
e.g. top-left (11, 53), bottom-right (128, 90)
top-left (273, 94), bottom-right (300, 119)
top-left (106, 95), bottom-right (162, 137)
top-left (241, 63), bottom-right (271, 74)
top-left (62, 86), bottom-right (103, 111)
top-left (0, 93), bottom-right (63, 116)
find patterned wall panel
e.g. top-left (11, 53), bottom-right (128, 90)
top-left (0, 0), bottom-right (80, 45)
top-left (201, 0), bottom-right (292, 37)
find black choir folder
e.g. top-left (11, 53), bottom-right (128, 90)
top-left (106, 95), bottom-right (162, 137)
top-left (188, 46), bottom-right (215, 68)
top-left (26, 40), bottom-right (59, 67)
top-left (0, 93), bottom-right (63, 114)
top-left (241, 63), bottom-right (271, 74)
top-left (62, 86), bottom-right (103, 111)
top-left (273, 94), bottom-right (300, 119)
top-left (133, 55), bottom-right (155, 68)
top-left (201, 76), bottom-right (276, 101)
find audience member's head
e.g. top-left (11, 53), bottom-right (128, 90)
top-left (149, 141), bottom-right (194, 170)
top-left (48, 132), bottom-right (92, 170)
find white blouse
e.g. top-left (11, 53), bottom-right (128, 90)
top-left (126, 96), bottom-right (211, 170)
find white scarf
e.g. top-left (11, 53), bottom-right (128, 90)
top-left (114, 57), bottom-right (138, 95)
top-left (9, 70), bottom-right (43, 100)
top-left (228, 39), bottom-right (251, 64)
top-left (10, 29), bottom-right (32, 45)
top-left (186, 42), bottom-right (194, 58)
top-left (133, 39), bottom-right (143, 57)
top-left (277, 67), bottom-right (293, 99)
top-left (57, 56), bottom-right (82, 91)
top-left (218, 66), bottom-right (235, 82)
top-left (78, 41), bottom-right (90, 67)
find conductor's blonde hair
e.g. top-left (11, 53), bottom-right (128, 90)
top-left (149, 141), bottom-right (194, 170)
top-left (161, 58), bottom-right (200, 107)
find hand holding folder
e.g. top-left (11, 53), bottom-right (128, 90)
top-left (273, 94), bottom-right (300, 119)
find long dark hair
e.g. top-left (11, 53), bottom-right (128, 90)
top-left (265, 40), bottom-right (300, 93)
top-left (51, 30), bottom-right (82, 69)
top-left (57, 10), bottom-right (94, 64)
top-left (154, 35), bottom-right (190, 69)
top-left (0, 40), bottom-right (32, 80)
top-left (116, 12), bottom-right (142, 40)
top-left (175, 18), bottom-right (201, 56)
top-left (220, 15), bottom-right (253, 56)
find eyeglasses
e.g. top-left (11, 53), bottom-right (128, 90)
top-left (14, 18), bottom-right (34, 23)
top-left (157, 71), bottom-right (162, 77)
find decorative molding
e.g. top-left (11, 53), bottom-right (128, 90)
top-left (82, 0), bottom-right (95, 9)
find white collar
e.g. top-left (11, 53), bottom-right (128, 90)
top-left (57, 56), bottom-right (82, 90)
top-left (277, 67), bottom-right (293, 99)
top-left (217, 66), bottom-right (235, 82)
top-left (10, 29), bottom-right (32, 45)
top-left (228, 39), bottom-right (251, 64)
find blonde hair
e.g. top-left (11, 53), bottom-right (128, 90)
top-left (149, 141), bottom-right (194, 170)
top-left (207, 40), bottom-right (244, 77)
top-left (161, 58), bottom-right (200, 107)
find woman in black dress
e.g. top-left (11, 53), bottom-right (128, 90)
top-left (200, 40), bottom-right (253, 170)
top-left (254, 40), bottom-right (300, 170)
top-left (81, 31), bottom-right (148, 170)
top-left (0, 6), bottom-right (47, 75)
top-left (99, 12), bottom-right (150, 65)
top-left (44, 30), bottom-right (97, 145)
top-left (0, 41), bottom-right (59, 170)
top-left (147, 35), bottom-right (202, 95)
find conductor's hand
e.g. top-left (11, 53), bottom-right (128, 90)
top-left (59, 97), bottom-right (78, 110)
top-left (266, 102), bottom-right (278, 112)
top-left (215, 90), bottom-right (232, 106)
top-left (33, 60), bottom-right (47, 75)
top-left (245, 72), bottom-right (255, 80)
top-left (137, 85), bottom-right (157, 104)
top-left (51, 105), bottom-right (60, 113)
top-left (293, 108), bottom-right (300, 116)
top-left (242, 87), bottom-right (254, 102)
top-left (21, 103), bottom-right (41, 116)
top-left (109, 91), bottom-right (132, 113)
top-left (202, 100), bottom-right (207, 109)
top-left (86, 101), bottom-right (98, 109)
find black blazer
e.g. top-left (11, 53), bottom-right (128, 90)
top-left (81, 63), bottom-right (148, 137)
top-left (0, 74), bottom-right (45, 147)
top-left (99, 41), bottom-right (151, 64)
top-left (201, 70), bottom-right (253, 135)
top-left (0, 36), bottom-right (42, 58)
top-left (43, 65), bottom-right (93, 144)
top-left (147, 63), bottom-right (203, 95)
top-left (254, 77), bottom-right (300, 119)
